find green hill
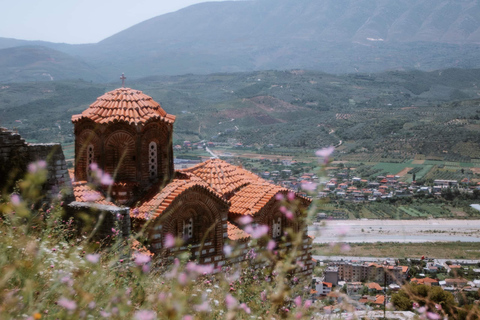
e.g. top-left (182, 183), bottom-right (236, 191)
top-left (1, 68), bottom-right (480, 162)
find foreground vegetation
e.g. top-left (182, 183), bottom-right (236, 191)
top-left (2, 152), bottom-right (480, 318)
top-left (0, 162), bottom-right (318, 319)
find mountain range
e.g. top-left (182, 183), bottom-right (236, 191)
top-left (1, 0), bottom-right (480, 82)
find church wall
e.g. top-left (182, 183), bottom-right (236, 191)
top-left (104, 130), bottom-right (137, 182)
top-left (75, 126), bottom-right (102, 181)
top-left (148, 188), bottom-right (229, 266)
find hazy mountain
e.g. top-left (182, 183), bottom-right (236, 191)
top-left (0, 46), bottom-right (104, 83)
top-left (72, 0), bottom-right (480, 78)
top-left (2, 0), bottom-right (480, 80)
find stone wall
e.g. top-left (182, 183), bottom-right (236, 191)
top-left (66, 201), bottom-right (131, 240)
top-left (0, 127), bottom-right (72, 199)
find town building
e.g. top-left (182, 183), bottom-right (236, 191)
top-left (334, 261), bottom-right (409, 285)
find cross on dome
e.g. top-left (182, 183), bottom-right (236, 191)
top-left (120, 73), bottom-right (127, 87)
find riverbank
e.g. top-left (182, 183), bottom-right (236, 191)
top-left (312, 241), bottom-right (480, 260)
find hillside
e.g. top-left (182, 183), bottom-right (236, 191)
top-left (1, 68), bottom-right (480, 163)
top-left (1, 0), bottom-right (480, 79)
top-left (0, 46), bottom-right (104, 83)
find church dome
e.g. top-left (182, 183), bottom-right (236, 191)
top-left (72, 87), bottom-right (176, 125)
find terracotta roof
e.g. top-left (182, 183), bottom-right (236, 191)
top-left (359, 298), bottom-right (369, 304)
top-left (72, 87), bottom-right (176, 125)
top-left (374, 295), bottom-right (385, 305)
top-left (181, 158), bottom-right (260, 196)
top-left (131, 175), bottom-right (226, 220)
top-left (130, 159), bottom-right (310, 223)
top-left (131, 239), bottom-right (154, 257)
top-left (229, 181), bottom-right (287, 216)
top-left (367, 282), bottom-right (383, 291)
top-left (227, 222), bottom-right (250, 241)
top-left (72, 181), bottom-right (114, 206)
top-left (411, 277), bottom-right (439, 285)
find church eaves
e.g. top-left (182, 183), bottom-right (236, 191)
top-left (131, 175), bottom-right (228, 220)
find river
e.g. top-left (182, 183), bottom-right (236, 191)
top-left (308, 219), bottom-right (480, 243)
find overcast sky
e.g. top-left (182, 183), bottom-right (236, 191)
top-left (0, 0), bottom-right (228, 44)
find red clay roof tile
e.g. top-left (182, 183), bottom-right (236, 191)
top-left (180, 158), bottom-right (261, 196)
top-left (72, 181), bottom-right (114, 206)
top-left (227, 222), bottom-right (250, 241)
top-left (229, 181), bottom-right (287, 216)
top-left (72, 87), bottom-right (175, 125)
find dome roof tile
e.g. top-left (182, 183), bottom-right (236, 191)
top-left (72, 87), bottom-right (175, 125)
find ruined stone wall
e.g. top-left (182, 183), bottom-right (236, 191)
top-left (66, 201), bottom-right (131, 240)
top-left (0, 127), bottom-right (72, 199)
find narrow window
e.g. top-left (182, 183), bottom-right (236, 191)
top-left (149, 141), bottom-right (157, 179)
top-left (87, 144), bottom-right (94, 177)
top-left (273, 217), bottom-right (282, 238)
top-left (183, 217), bottom-right (193, 240)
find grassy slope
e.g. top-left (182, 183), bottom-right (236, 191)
top-left (314, 242), bottom-right (480, 260)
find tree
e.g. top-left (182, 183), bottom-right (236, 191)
top-left (392, 284), bottom-right (456, 316)
top-left (391, 290), bottom-right (413, 311)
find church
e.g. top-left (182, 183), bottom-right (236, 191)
top-left (70, 84), bottom-right (313, 276)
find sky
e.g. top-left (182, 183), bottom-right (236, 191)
top-left (0, 0), bottom-right (228, 44)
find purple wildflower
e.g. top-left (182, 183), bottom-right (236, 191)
top-left (57, 297), bottom-right (77, 311)
top-left (225, 294), bottom-right (237, 309)
top-left (164, 233), bottom-right (175, 248)
top-left (239, 303), bottom-right (251, 314)
top-left (287, 191), bottom-right (295, 201)
top-left (294, 296), bottom-right (302, 307)
top-left (238, 215), bottom-right (253, 225)
top-left (223, 245), bottom-right (232, 256)
top-left (134, 253), bottom-right (151, 266)
top-left (194, 301), bottom-right (210, 312)
top-left (267, 240), bottom-right (276, 251)
top-left (100, 172), bottom-right (114, 186)
top-left (10, 194), bottom-right (20, 206)
top-left (315, 146), bottom-right (335, 161)
top-left (134, 310), bottom-right (156, 320)
top-left (244, 224), bottom-right (269, 239)
top-left (86, 254), bottom-right (100, 263)
top-left (301, 182), bottom-right (317, 191)
top-left (426, 312), bottom-right (441, 320)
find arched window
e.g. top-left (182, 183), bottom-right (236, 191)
top-left (105, 131), bottom-right (136, 181)
top-left (149, 141), bottom-right (157, 179)
top-left (272, 217), bottom-right (282, 239)
top-left (86, 144), bottom-right (94, 177)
